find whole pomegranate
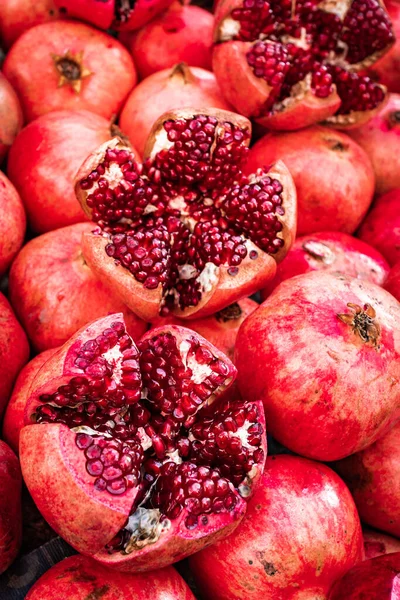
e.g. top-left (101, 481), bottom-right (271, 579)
top-left (236, 271), bottom-right (400, 461)
top-left (363, 528), bottom-right (400, 560)
top-left (0, 171), bottom-right (26, 277)
top-left (0, 0), bottom-right (59, 49)
top-left (8, 223), bottom-right (147, 352)
top-left (368, 0), bottom-right (400, 94)
top-left (0, 292), bottom-right (29, 417)
top-left (385, 262), bottom-right (400, 301)
top-left (6, 110), bottom-right (139, 233)
top-left (123, 3), bottom-right (214, 79)
top-left (0, 441), bottom-right (22, 574)
top-left (358, 189), bottom-right (400, 266)
top-left (246, 126), bottom-right (374, 236)
top-left (189, 455), bottom-right (364, 600)
top-left (26, 555), bottom-right (195, 599)
top-left (20, 315), bottom-right (267, 571)
top-left (0, 72), bottom-right (23, 164)
top-left (3, 21), bottom-right (137, 123)
top-left (212, 0), bottom-right (394, 130)
top-left (329, 552), bottom-right (400, 599)
top-left (261, 231), bottom-right (390, 299)
top-left (348, 93), bottom-right (400, 195)
top-left (119, 64), bottom-right (232, 157)
top-left (75, 108), bottom-right (297, 322)
top-left (335, 421), bottom-right (400, 538)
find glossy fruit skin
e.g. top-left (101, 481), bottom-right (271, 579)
top-left (8, 223), bottom-right (147, 352)
top-left (0, 171), bottom-right (26, 276)
top-left (3, 21), bottom-right (137, 123)
top-left (329, 552), bottom-right (400, 599)
top-left (0, 72), bottom-right (23, 164)
top-left (363, 528), bottom-right (400, 560)
top-left (0, 441), bottom-right (22, 574)
top-left (236, 271), bottom-right (400, 461)
top-left (358, 189), bottom-right (400, 266)
top-left (119, 64), bottom-right (232, 157)
top-left (124, 4), bottom-right (214, 79)
top-left (0, 0), bottom-right (59, 49)
top-left (189, 455), bottom-right (364, 600)
top-left (368, 0), bottom-right (400, 94)
top-left (261, 231), bottom-right (390, 300)
top-left (335, 421), bottom-right (400, 538)
top-left (385, 262), bottom-right (400, 301)
top-left (348, 93), bottom-right (400, 195)
top-left (246, 127), bottom-right (375, 236)
top-left (26, 554), bottom-right (195, 599)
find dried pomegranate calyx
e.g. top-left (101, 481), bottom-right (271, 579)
top-left (337, 302), bottom-right (381, 346)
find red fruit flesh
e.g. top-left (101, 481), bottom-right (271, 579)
top-left (75, 109), bottom-right (297, 321)
top-left (358, 189), bottom-right (400, 266)
top-left (213, 0), bottom-right (393, 130)
top-left (0, 171), bottom-right (26, 277)
top-left (348, 93), bottom-right (400, 195)
top-left (8, 223), bottom-right (147, 352)
top-left (20, 315), bottom-right (266, 571)
top-left (368, 0), bottom-right (400, 94)
top-left (261, 231), bottom-right (390, 299)
top-left (329, 552), bottom-right (400, 599)
top-left (26, 555), bottom-right (195, 599)
top-left (0, 0), bottom-right (59, 49)
top-left (246, 127), bottom-right (375, 236)
top-left (119, 64), bottom-right (233, 157)
top-left (123, 4), bottom-right (214, 79)
top-left (236, 271), bottom-right (400, 461)
top-left (335, 421), bottom-right (400, 538)
top-left (363, 528), bottom-right (400, 560)
top-left (0, 73), bottom-right (23, 164)
top-left (2, 21), bottom-right (137, 123)
top-left (0, 441), bottom-right (22, 574)
top-left (189, 455), bottom-right (364, 600)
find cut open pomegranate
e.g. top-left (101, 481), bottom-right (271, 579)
top-left (213, 0), bottom-right (394, 129)
top-left (19, 314), bottom-right (266, 571)
top-left (74, 108), bottom-right (296, 321)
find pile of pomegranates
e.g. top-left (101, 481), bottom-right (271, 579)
top-left (0, 0), bottom-right (399, 597)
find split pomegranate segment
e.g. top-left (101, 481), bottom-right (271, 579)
top-left (74, 108), bottom-right (296, 321)
top-left (19, 314), bottom-right (267, 571)
top-left (213, 0), bottom-right (395, 129)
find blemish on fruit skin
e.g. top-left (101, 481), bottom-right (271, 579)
top-left (83, 585), bottom-right (110, 600)
top-left (255, 551), bottom-right (278, 576)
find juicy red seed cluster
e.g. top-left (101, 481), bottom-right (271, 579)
top-left (311, 64), bottom-right (334, 98)
top-left (191, 222), bottom-right (248, 269)
top-left (246, 41), bottom-right (290, 106)
top-left (231, 0), bottom-right (274, 41)
top-left (331, 67), bottom-right (386, 114)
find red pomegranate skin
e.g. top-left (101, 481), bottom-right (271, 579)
top-left (8, 222), bottom-right (147, 352)
top-left (6, 110), bottom-right (137, 233)
top-left (0, 171), bottom-right (26, 277)
top-left (0, 72), bottom-right (23, 164)
top-left (3, 21), bottom-right (137, 123)
top-left (235, 271), bottom-right (400, 461)
top-left (189, 455), bottom-right (364, 600)
top-left (358, 189), bottom-right (400, 266)
top-left (385, 262), bottom-right (400, 301)
top-left (119, 64), bottom-right (233, 157)
top-left (329, 552), bottom-right (400, 599)
top-left (261, 231), bottom-right (390, 300)
top-left (2, 349), bottom-right (57, 455)
top-left (0, 440), bottom-right (22, 574)
top-left (334, 421), bottom-right (400, 538)
top-left (26, 555), bottom-right (195, 599)
top-left (368, 0), bottom-right (400, 94)
top-left (363, 528), bottom-right (400, 560)
top-left (246, 126), bottom-right (375, 236)
top-left (0, 0), bottom-right (59, 49)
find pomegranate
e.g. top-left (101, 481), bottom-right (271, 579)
top-left (246, 126), bottom-right (374, 236)
top-left (0, 171), bottom-right (26, 277)
top-left (335, 421), bottom-right (400, 538)
top-left (261, 231), bottom-right (390, 299)
top-left (329, 552), bottom-right (400, 599)
top-left (0, 72), bottom-right (23, 164)
top-left (368, 0), bottom-right (400, 94)
top-left (75, 108), bottom-right (297, 322)
top-left (0, 292), bottom-right (29, 417)
top-left (8, 223), bottom-right (147, 352)
top-left (348, 93), bottom-right (400, 195)
top-left (236, 271), bottom-right (400, 461)
top-left (363, 528), bottom-right (400, 560)
top-left (385, 262), bottom-right (400, 301)
top-left (212, 0), bottom-right (394, 130)
top-left (3, 349), bottom-right (57, 455)
top-left (123, 3), bottom-right (214, 79)
top-left (2, 21), bottom-right (137, 123)
top-left (0, 0), bottom-right (59, 49)
top-left (6, 110), bottom-right (140, 233)
top-left (0, 441), bottom-right (22, 574)
top-left (19, 314), bottom-right (267, 571)
top-left (358, 189), bottom-right (400, 266)
top-left (119, 63), bottom-right (233, 157)
top-left (189, 455), bottom-right (364, 600)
